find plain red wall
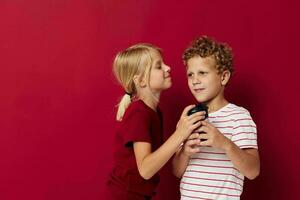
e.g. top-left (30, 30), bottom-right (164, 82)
top-left (1, 0), bottom-right (300, 199)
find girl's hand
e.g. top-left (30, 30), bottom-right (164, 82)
top-left (176, 105), bottom-right (206, 140)
top-left (182, 133), bottom-right (201, 157)
top-left (197, 120), bottom-right (231, 151)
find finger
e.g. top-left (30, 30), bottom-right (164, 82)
top-left (199, 139), bottom-right (211, 146)
top-left (188, 132), bottom-right (200, 140)
top-left (190, 115), bottom-right (205, 125)
top-left (189, 111), bottom-right (206, 120)
top-left (190, 115), bottom-right (206, 123)
top-left (203, 126), bottom-right (210, 133)
top-left (199, 133), bottom-right (209, 140)
top-left (201, 120), bottom-right (212, 127)
top-left (197, 125), bottom-right (209, 133)
top-left (185, 139), bottom-right (201, 146)
top-left (189, 147), bottom-right (201, 153)
top-left (181, 105), bottom-right (196, 117)
top-left (191, 121), bottom-right (202, 130)
top-left (189, 110), bottom-right (207, 118)
top-left (195, 126), bottom-right (204, 132)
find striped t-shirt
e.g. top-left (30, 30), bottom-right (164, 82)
top-left (180, 103), bottom-right (258, 200)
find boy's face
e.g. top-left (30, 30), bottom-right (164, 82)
top-left (186, 56), bottom-right (227, 104)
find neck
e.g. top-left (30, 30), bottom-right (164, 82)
top-left (204, 94), bottom-right (228, 113)
top-left (138, 90), bottom-right (160, 111)
top-left (140, 96), bottom-right (159, 111)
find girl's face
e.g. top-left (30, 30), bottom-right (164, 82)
top-left (186, 56), bottom-right (226, 105)
top-left (148, 51), bottom-right (172, 93)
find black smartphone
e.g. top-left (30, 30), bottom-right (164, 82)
top-left (187, 103), bottom-right (208, 119)
top-left (187, 103), bottom-right (208, 141)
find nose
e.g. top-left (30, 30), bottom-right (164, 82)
top-left (192, 75), bottom-right (200, 85)
top-left (164, 65), bottom-right (171, 73)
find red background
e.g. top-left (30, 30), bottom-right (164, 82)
top-left (1, 0), bottom-right (300, 199)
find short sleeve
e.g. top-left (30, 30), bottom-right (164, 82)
top-left (231, 109), bottom-right (258, 149)
top-left (121, 108), bottom-right (151, 147)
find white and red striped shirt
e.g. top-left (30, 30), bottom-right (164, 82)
top-left (180, 103), bottom-right (257, 200)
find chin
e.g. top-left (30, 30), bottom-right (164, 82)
top-left (194, 95), bottom-right (208, 103)
top-left (165, 82), bottom-right (172, 89)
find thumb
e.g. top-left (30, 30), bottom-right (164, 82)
top-left (181, 104), bottom-right (195, 118)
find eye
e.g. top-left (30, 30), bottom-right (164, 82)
top-left (156, 64), bottom-right (162, 69)
top-left (155, 60), bottom-right (163, 69)
top-left (187, 72), bottom-right (193, 77)
top-left (198, 71), bottom-right (207, 75)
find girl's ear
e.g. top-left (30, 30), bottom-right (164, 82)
top-left (133, 75), bottom-right (147, 88)
top-left (221, 70), bottom-right (231, 86)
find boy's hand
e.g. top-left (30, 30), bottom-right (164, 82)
top-left (175, 105), bottom-right (206, 140)
top-left (182, 133), bottom-right (201, 157)
top-left (197, 120), bottom-right (231, 151)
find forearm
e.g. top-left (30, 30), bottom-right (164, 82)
top-left (136, 107), bottom-right (205, 180)
top-left (172, 147), bottom-right (190, 178)
top-left (138, 131), bottom-right (186, 180)
top-left (225, 141), bottom-right (260, 180)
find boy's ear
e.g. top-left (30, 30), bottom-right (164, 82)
top-left (133, 75), bottom-right (147, 88)
top-left (221, 70), bottom-right (231, 86)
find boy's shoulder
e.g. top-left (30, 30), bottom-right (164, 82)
top-left (225, 103), bottom-right (256, 129)
top-left (226, 103), bottom-right (252, 116)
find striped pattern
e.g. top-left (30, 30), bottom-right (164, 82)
top-left (180, 104), bottom-right (257, 200)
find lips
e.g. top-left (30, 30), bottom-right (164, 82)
top-left (194, 88), bottom-right (204, 93)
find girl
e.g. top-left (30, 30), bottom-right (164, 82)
top-left (106, 44), bottom-right (206, 200)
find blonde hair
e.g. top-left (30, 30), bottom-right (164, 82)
top-left (113, 43), bottom-right (161, 121)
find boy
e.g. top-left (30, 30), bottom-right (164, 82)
top-left (173, 36), bottom-right (260, 199)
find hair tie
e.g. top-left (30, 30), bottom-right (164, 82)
top-left (125, 91), bottom-right (132, 97)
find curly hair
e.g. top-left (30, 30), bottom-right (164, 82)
top-left (183, 36), bottom-right (234, 74)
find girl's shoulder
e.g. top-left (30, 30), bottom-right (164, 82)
top-left (123, 100), bottom-right (152, 120)
top-left (126, 99), bottom-right (148, 112)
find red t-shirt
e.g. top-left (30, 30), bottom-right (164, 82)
top-left (107, 100), bottom-right (164, 198)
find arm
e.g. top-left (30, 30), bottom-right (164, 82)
top-left (133, 106), bottom-right (206, 180)
top-left (198, 120), bottom-right (260, 180)
top-left (172, 133), bottom-right (201, 178)
top-left (172, 147), bottom-right (189, 178)
top-left (224, 143), bottom-right (260, 180)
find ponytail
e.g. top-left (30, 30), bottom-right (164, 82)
top-left (116, 94), bottom-right (132, 121)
